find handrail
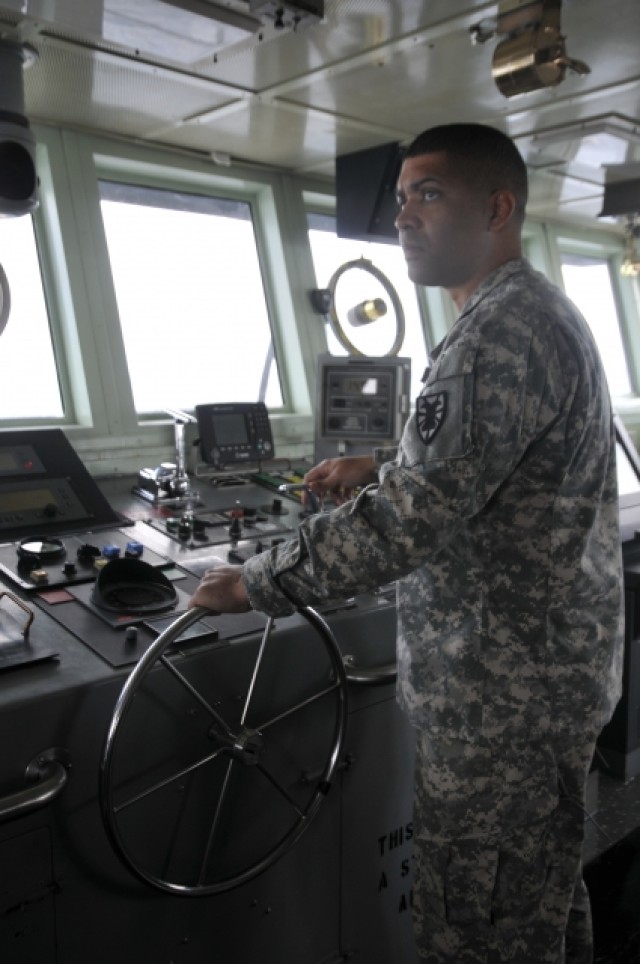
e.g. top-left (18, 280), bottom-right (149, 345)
top-left (0, 748), bottom-right (70, 824)
top-left (343, 658), bottom-right (397, 686)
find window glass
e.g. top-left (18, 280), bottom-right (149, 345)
top-left (0, 216), bottom-right (63, 419)
top-left (307, 214), bottom-right (428, 401)
top-left (99, 182), bottom-right (283, 414)
top-left (561, 254), bottom-right (632, 396)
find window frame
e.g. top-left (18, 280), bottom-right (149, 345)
top-left (0, 126), bottom-right (328, 472)
top-left (544, 224), bottom-right (640, 408)
top-left (3, 126), bottom-right (639, 472)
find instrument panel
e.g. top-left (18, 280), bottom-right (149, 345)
top-left (0, 429), bottom-right (414, 964)
top-left (0, 428), bottom-right (123, 539)
top-left (0, 430), bottom-right (351, 670)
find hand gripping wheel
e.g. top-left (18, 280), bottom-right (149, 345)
top-left (100, 606), bottom-right (348, 895)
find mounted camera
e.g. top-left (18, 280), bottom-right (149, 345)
top-left (0, 40), bottom-right (39, 217)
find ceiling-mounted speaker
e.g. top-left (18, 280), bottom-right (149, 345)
top-left (336, 142), bottom-right (403, 245)
top-left (599, 178), bottom-right (640, 218)
top-left (0, 40), bottom-right (39, 217)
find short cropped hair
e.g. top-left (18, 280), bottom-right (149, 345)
top-left (404, 123), bottom-right (528, 222)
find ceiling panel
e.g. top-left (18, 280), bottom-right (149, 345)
top-left (163, 97), bottom-right (410, 169)
top-left (22, 38), bottom-right (240, 139)
top-left (0, 0), bottom-right (637, 226)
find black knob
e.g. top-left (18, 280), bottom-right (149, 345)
top-left (178, 519), bottom-right (193, 539)
top-left (77, 543), bottom-right (101, 564)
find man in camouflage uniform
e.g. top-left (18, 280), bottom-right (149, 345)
top-left (190, 124), bottom-right (624, 963)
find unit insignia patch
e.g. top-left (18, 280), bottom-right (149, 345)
top-left (416, 392), bottom-right (447, 445)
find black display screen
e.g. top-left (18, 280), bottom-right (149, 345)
top-left (0, 451), bottom-right (20, 472)
top-left (213, 413), bottom-right (248, 446)
top-left (0, 487), bottom-right (57, 512)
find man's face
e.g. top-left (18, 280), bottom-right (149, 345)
top-left (395, 151), bottom-right (492, 294)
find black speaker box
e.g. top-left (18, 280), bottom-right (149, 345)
top-left (335, 142), bottom-right (402, 245)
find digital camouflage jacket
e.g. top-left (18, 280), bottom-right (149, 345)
top-left (243, 258), bottom-right (624, 767)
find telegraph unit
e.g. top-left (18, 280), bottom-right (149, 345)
top-left (314, 353), bottom-right (411, 462)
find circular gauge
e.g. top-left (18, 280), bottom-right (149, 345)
top-left (17, 536), bottom-right (66, 562)
top-left (325, 257), bottom-right (405, 357)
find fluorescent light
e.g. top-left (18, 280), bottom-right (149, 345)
top-left (532, 119), bottom-right (640, 149)
top-left (103, 0), bottom-right (260, 65)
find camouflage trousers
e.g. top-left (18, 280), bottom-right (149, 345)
top-left (410, 730), bottom-right (596, 964)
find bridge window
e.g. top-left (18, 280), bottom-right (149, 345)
top-left (560, 254), bottom-right (632, 396)
top-left (99, 181), bottom-right (283, 414)
top-left (0, 215), bottom-right (63, 420)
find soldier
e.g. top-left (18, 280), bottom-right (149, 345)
top-left (189, 124), bottom-right (624, 963)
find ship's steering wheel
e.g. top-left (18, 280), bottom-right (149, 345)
top-left (100, 605), bottom-right (348, 895)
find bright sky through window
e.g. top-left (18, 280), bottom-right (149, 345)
top-left (99, 182), bottom-right (283, 414)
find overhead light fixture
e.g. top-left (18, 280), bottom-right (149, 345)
top-left (528, 118), bottom-right (640, 170)
top-left (158, 0), bottom-right (260, 33)
top-left (531, 118), bottom-right (640, 151)
top-left (249, 1), bottom-right (324, 30)
top-left (103, 0), bottom-right (261, 65)
top-left (472, 0), bottom-right (591, 99)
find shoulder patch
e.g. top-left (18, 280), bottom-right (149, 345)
top-left (416, 391), bottom-right (447, 445)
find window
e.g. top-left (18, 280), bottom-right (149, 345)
top-left (99, 181), bottom-right (283, 414)
top-left (307, 213), bottom-right (428, 401)
top-left (0, 215), bottom-right (63, 419)
top-left (560, 254), bottom-right (632, 396)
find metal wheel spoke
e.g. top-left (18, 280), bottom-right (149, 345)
top-left (159, 654), bottom-right (233, 736)
top-left (255, 762), bottom-right (305, 817)
top-left (198, 757), bottom-right (235, 885)
top-left (114, 746), bottom-right (227, 814)
top-left (255, 678), bottom-right (342, 732)
top-left (240, 616), bottom-right (274, 726)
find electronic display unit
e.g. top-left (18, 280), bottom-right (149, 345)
top-left (195, 402), bottom-right (274, 469)
top-left (0, 479), bottom-right (89, 527)
top-left (0, 442), bottom-right (45, 476)
top-left (314, 354), bottom-right (411, 462)
top-left (0, 428), bottom-right (122, 540)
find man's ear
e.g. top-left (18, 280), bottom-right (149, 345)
top-left (488, 189), bottom-right (518, 231)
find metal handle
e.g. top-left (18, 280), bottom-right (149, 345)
top-left (0, 590), bottom-right (34, 636)
top-left (343, 657), bottom-right (397, 686)
top-left (278, 482), bottom-right (321, 513)
top-left (554, 54), bottom-right (591, 76)
top-left (0, 748), bottom-right (71, 824)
